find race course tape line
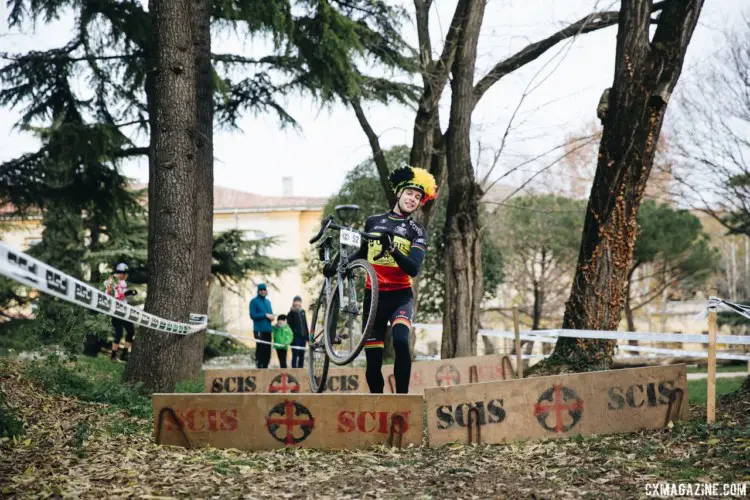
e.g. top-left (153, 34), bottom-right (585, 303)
top-left (0, 241), bottom-right (205, 336)
top-left (206, 329), bottom-right (307, 352)
top-left (413, 322), bottom-right (750, 346)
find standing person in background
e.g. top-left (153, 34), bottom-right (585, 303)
top-left (272, 314), bottom-right (293, 368)
top-left (249, 283), bottom-right (274, 368)
top-left (103, 262), bottom-right (137, 362)
top-left (287, 295), bottom-right (309, 368)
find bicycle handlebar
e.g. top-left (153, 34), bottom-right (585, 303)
top-left (309, 216), bottom-right (380, 244)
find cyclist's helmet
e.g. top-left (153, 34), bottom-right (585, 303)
top-left (389, 166), bottom-right (438, 206)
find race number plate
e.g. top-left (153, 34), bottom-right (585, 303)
top-left (340, 229), bottom-right (362, 248)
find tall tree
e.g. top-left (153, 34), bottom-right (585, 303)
top-left (179, 0), bottom-right (214, 381)
top-left (548, 0), bottom-right (705, 372)
top-left (441, 0), bottom-right (487, 358)
top-left (122, 0), bottom-right (199, 391)
top-left (349, 2), bottom-right (665, 357)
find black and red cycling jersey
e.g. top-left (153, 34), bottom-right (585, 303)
top-left (356, 211), bottom-right (428, 292)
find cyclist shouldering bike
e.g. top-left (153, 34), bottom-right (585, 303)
top-left (324, 166), bottom-right (437, 394)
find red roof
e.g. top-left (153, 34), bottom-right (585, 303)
top-left (2, 184), bottom-right (327, 216)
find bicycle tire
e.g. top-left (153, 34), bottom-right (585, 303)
top-left (308, 284), bottom-right (330, 393)
top-left (324, 258), bottom-right (379, 365)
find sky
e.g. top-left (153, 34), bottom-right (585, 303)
top-left (0, 0), bottom-right (746, 200)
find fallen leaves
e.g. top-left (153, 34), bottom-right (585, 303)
top-left (1, 361), bottom-right (748, 499)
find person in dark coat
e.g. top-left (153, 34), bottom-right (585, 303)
top-left (287, 295), bottom-right (309, 368)
top-left (249, 283), bottom-right (274, 368)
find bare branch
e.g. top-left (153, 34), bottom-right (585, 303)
top-left (351, 98), bottom-right (397, 207)
top-left (113, 147), bottom-right (148, 158)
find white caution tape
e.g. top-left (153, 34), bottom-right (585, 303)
top-left (0, 241), bottom-right (206, 335)
top-left (206, 328), bottom-right (308, 351)
top-left (414, 322), bottom-right (750, 361)
top-left (414, 323), bottom-right (750, 345)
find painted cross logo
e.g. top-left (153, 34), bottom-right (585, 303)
top-left (435, 364), bottom-right (461, 387)
top-left (265, 400), bottom-right (315, 445)
top-left (533, 384), bottom-right (584, 433)
top-left (268, 373), bottom-right (301, 393)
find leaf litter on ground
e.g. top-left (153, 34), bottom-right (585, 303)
top-left (0, 359), bottom-right (748, 499)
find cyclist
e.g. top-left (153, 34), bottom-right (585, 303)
top-left (327, 166), bottom-right (437, 393)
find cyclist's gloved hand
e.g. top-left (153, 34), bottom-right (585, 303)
top-left (322, 262), bottom-right (337, 278)
top-left (378, 233), bottom-right (395, 255)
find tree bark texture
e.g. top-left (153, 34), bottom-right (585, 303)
top-left (554, 0), bottom-right (704, 370)
top-left (123, 0), bottom-right (199, 392)
top-left (176, 0), bottom-right (213, 381)
top-left (441, 0), bottom-right (487, 359)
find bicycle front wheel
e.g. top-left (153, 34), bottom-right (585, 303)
top-left (308, 284), bottom-right (330, 393)
top-left (324, 258), bottom-right (378, 365)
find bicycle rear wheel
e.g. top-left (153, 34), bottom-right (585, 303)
top-left (308, 284), bottom-right (330, 393)
top-left (324, 258), bottom-right (378, 365)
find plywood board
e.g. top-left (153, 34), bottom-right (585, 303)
top-left (204, 367), bottom-right (368, 394)
top-left (206, 354), bottom-right (512, 395)
top-left (425, 364), bottom-right (688, 446)
top-left (153, 393), bottom-right (423, 451)
top-left (382, 354), bottom-right (511, 394)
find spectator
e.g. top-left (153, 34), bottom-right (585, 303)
top-left (272, 314), bottom-right (293, 369)
top-left (249, 283), bottom-right (274, 368)
top-left (103, 263), bottom-right (137, 362)
top-left (287, 295), bottom-right (309, 368)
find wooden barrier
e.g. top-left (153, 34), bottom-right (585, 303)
top-left (205, 367), bottom-right (368, 394)
top-left (153, 393), bottom-right (423, 451)
top-left (382, 354), bottom-right (508, 394)
top-left (206, 354), bottom-right (510, 394)
top-left (425, 364), bottom-right (689, 446)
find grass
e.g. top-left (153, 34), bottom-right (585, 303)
top-left (686, 377), bottom-right (746, 405)
top-left (686, 363), bottom-right (749, 374)
top-left (17, 354), bottom-right (206, 426)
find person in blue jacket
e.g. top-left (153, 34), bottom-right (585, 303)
top-left (249, 283), bottom-right (274, 368)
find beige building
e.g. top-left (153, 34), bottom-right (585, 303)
top-left (0, 183), bottom-right (327, 336)
top-left (210, 184), bottom-right (327, 336)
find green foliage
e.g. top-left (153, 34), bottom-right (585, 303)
top-left (491, 195), bottom-right (586, 325)
top-left (631, 200), bottom-right (720, 302)
top-left (14, 303), bottom-right (112, 355)
top-left (212, 229), bottom-right (295, 291)
top-left (22, 355), bottom-right (152, 418)
top-left (0, 390), bottom-right (25, 438)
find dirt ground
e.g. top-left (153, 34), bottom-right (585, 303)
top-left (1, 364), bottom-right (748, 499)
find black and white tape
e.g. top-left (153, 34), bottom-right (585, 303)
top-left (0, 242), bottom-right (206, 336)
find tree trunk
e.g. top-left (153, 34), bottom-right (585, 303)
top-left (176, 0), bottom-right (213, 381)
top-left (123, 0), bottom-right (199, 392)
top-left (441, 0), bottom-right (487, 359)
top-left (552, 0), bottom-right (704, 371)
top-left (625, 262), bottom-right (637, 339)
top-left (410, 125), bottom-right (447, 358)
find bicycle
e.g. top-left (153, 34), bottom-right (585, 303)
top-left (306, 205), bottom-right (385, 393)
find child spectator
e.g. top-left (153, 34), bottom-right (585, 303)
top-left (272, 314), bottom-right (293, 369)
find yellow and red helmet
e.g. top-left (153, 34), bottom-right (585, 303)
top-left (389, 166), bottom-right (438, 205)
